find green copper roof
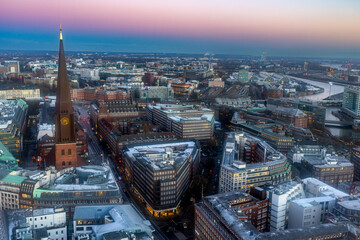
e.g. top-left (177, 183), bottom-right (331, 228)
top-left (33, 189), bottom-right (64, 198)
top-left (1, 174), bottom-right (26, 184)
top-left (17, 99), bottom-right (28, 110)
top-left (0, 141), bottom-right (18, 170)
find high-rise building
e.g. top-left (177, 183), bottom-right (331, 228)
top-left (342, 85), bottom-right (360, 118)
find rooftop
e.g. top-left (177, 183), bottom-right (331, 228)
top-left (256, 223), bottom-right (348, 240)
top-left (337, 200), bottom-right (360, 211)
top-left (221, 132), bottom-right (287, 173)
top-left (124, 140), bottom-right (198, 171)
top-left (303, 177), bottom-right (349, 199)
top-left (74, 204), bottom-right (153, 238)
top-left (291, 196), bottom-right (334, 208)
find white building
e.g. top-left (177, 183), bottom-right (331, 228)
top-left (79, 69), bottom-right (100, 81)
top-left (73, 204), bottom-right (154, 240)
top-left (10, 207), bottom-right (67, 240)
top-left (268, 181), bottom-right (305, 231)
top-left (37, 123), bottom-right (55, 140)
top-left (288, 196), bottom-right (334, 229)
top-left (302, 177), bottom-right (349, 200)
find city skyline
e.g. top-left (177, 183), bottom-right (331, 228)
top-left (1, 0), bottom-right (360, 58)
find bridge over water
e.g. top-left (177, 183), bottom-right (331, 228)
top-left (325, 120), bottom-right (352, 127)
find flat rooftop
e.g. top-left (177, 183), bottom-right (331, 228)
top-left (337, 200), bottom-right (360, 211)
top-left (125, 140), bottom-right (198, 171)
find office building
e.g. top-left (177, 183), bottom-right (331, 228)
top-left (0, 141), bottom-right (18, 170)
top-left (334, 200), bottom-right (360, 225)
top-left (170, 82), bottom-right (190, 96)
top-left (302, 177), bottom-right (349, 200)
top-left (6, 207), bottom-right (67, 240)
top-left (342, 85), bottom-right (360, 118)
top-left (195, 189), bottom-right (351, 240)
top-left (0, 85), bottom-right (40, 99)
top-left (208, 78), bottom-right (225, 88)
top-left (288, 196), bottom-right (335, 229)
top-left (0, 170), bottom-right (26, 210)
top-left (195, 190), bottom-right (268, 237)
top-left (90, 99), bottom-right (143, 127)
top-left (270, 107), bottom-right (308, 128)
top-left (0, 99), bottom-right (28, 161)
top-left (288, 145), bottom-right (329, 164)
top-left (4, 60), bottom-right (20, 73)
top-left (257, 223), bottom-right (352, 240)
top-left (73, 205), bottom-right (154, 239)
top-left (267, 98), bottom-right (326, 130)
top-left (238, 69), bottom-right (249, 83)
top-left (147, 104), bottom-right (214, 141)
top-left (219, 132), bottom-right (291, 193)
top-left (142, 72), bottom-right (154, 86)
top-left (268, 181), bottom-right (305, 231)
top-left (301, 155), bottom-right (354, 187)
top-left (123, 140), bottom-right (200, 217)
top-left (71, 87), bottom-right (127, 101)
top-left (97, 118), bottom-right (177, 156)
top-left (194, 192), bottom-right (259, 240)
top-left (136, 86), bottom-right (173, 102)
top-left (230, 120), bottom-right (295, 152)
top-left (351, 148), bottom-right (360, 181)
top-left (25, 165), bottom-right (123, 221)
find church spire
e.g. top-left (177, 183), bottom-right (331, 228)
top-left (55, 26), bottom-right (76, 144)
top-left (60, 24), bottom-right (63, 40)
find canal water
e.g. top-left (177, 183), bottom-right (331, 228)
top-left (289, 76), bottom-right (353, 138)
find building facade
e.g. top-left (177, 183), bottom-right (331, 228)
top-left (147, 104), bottom-right (214, 141)
top-left (0, 99), bottom-right (28, 161)
top-left (123, 140), bottom-right (200, 217)
top-left (288, 196), bottom-right (334, 229)
top-left (351, 148), bottom-right (360, 181)
top-left (342, 85), bottom-right (360, 118)
top-left (267, 98), bottom-right (326, 130)
top-left (219, 132), bottom-right (291, 193)
top-left (268, 181), bottom-right (305, 231)
top-left (301, 155), bottom-right (354, 187)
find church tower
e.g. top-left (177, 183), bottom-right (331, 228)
top-left (54, 26), bottom-right (80, 169)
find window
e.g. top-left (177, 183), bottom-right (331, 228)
top-left (62, 161), bottom-right (65, 166)
top-left (61, 149), bottom-right (65, 156)
top-left (69, 161), bottom-right (72, 166)
top-left (68, 149), bottom-right (71, 156)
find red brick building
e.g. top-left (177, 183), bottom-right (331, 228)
top-left (71, 87), bottom-right (127, 101)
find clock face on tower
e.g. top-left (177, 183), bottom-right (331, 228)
top-left (60, 117), bottom-right (69, 125)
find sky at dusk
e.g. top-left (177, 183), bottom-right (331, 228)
top-left (0, 0), bottom-right (359, 58)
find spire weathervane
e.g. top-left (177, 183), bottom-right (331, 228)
top-left (60, 24), bottom-right (63, 40)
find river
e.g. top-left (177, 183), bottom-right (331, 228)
top-left (289, 76), bottom-right (353, 138)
